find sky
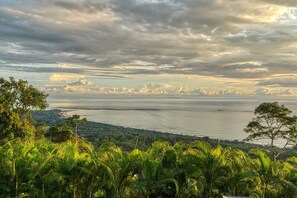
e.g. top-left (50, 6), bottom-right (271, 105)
top-left (1, 0), bottom-right (297, 96)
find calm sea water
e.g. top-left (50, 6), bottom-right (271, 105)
top-left (48, 94), bottom-right (297, 146)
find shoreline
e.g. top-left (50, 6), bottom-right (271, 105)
top-left (58, 108), bottom-right (290, 148)
top-left (58, 109), bottom-right (243, 142)
top-left (34, 109), bottom-right (297, 160)
top-left (56, 109), bottom-right (265, 148)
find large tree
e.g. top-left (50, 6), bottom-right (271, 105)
top-left (244, 102), bottom-right (297, 160)
top-left (0, 77), bottom-right (48, 117)
top-left (0, 77), bottom-right (48, 141)
top-left (0, 104), bottom-right (28, 142)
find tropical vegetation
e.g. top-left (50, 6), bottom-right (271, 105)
top-left (0, 139), bottom-right (297, 197)
top-left (1, 77), bottom-right (297, 197)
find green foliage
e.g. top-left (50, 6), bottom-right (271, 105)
top-left (45, 125), bottom-right (75, 143)
top-left (0, 104), bottom-right (36, 143)
top-left (0, 104), bottom-right (25, 141)
top-left (0, 139), bottom-right (296, 197)
top-left (245, 102), bottom-right (297, 160)
top-left (66, 114), bottom-right (87, 133)
top-left (0, 77), bottom-right (48, 142)
top-left (0, 77), bottom-right (48, 117)
top-left (44, 114), bottom-right (87, 143)
top-left (1, 77), bottom-right (296, 197)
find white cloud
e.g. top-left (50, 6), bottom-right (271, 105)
top-left (254, 88), bottom-right (272, 95)
top-left (49, 73), bottom-right (85, 82)
top-left (68, 79), bottom-right (93, 86)
top-left (253, 87), bottom-right (296, 96)
top-left (58, 63), bottom-right (71, 68)
top-left (236, 67), bottom-right (269, 73)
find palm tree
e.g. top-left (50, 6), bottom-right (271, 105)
top-left (0, 141), bottom-right (15, 196)
top-left (224, 148), bottom-right (256, 196)
top-left (94, 141), bottom-right (145, 197)
top-left (44, 140), bottom-right (95, 198)
top-left (3, 140), bottom-right (44, 197)
top-left (25, 140), bottom-right (58, 197)
top-left (249, 149), bottom-right (288, 198)
top-left (281, 157), bottom-right (297, 197)
top-left (132, 141), bottom-right (179, 198)
top-left (182, 141), bottom-right (231, 198)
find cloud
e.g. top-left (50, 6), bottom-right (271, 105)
top-left (253, 88), bottom-right (295, 96)
top-left (236, 67), bottom-right (269, 73)
top-left (260, 0), bottom-right (297, 7)
top-left (41, 76), bottom-right (297, 96)
top-left (257, 74), bottom-right (297, 87)
top-left (58, 63), bottom-right (71, 68)
top-left (41, 79), bottom-right (254, 96)
top-left (68, 79), bottom-right (93, 86)
top-left (49, 73), bottom-right (85, 83)
top-left (0, 0), bottom-right (297, 93)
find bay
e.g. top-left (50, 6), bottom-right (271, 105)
top-left (48, 94), bottom-right (297, 146)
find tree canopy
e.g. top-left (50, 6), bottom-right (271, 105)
top-left (0, 139), bottom-right (296, 197)
top-left (0, 77), bottom-right (48, 117)
top-left (66, 114), bottom-right (87, 133)
top-left (0, 77), bottom-right (48, 142)
top-left (245, 102), bottom-right (297, 160)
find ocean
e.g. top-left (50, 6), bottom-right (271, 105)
top-left (48, 94), bottom-right (297, 146)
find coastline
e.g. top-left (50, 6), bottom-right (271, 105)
top-left (37, 109), bottom-right (263, 147)
top-left (58, 109), bottom-right (240, 142)
top-left (33, 109), bottom-right (296, 159)
top-left (47, 95), bottom-right (297, 148)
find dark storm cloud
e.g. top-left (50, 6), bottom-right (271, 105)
top-left (0, 0), bottom-right (296, 82)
